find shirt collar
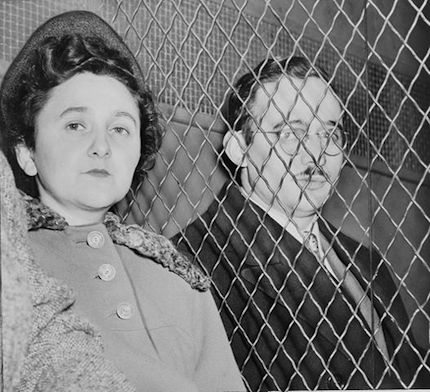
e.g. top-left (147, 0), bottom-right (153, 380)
top-left (240, 187), bottom-right (320, 245)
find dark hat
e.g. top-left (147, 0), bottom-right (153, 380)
top-left (0, 10), bottom-right (145, 134)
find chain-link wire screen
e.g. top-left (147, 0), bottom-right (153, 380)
top-left (1, 0), bottom-right (429, 390)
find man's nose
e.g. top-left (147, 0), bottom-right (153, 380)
top-left (299, 135), bottom-right (326, 166)
top-left (88, 127), bottom-right (111, 158)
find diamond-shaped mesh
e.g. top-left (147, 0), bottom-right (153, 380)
top-left (112, 0), bottom-right (430, 389)
top-left (1, 0), bottom-right (429, 390)
top-left (112, 1), bottom-right (429, 389)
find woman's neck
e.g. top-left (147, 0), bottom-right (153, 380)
top-left (39, 195), bottom-right (108, 226)
top-left (61, 209), bottom-right (107, 226)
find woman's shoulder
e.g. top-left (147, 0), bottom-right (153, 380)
top-left (105, 213), bottom-right (211, 293)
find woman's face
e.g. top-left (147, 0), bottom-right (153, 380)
top-left (16, 72), bottom-right (141, 225)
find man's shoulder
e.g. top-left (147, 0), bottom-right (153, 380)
top-left (172, 182), bottom-right (243, 239)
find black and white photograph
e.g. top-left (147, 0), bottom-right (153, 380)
top-left (1, 1), bottom-right (429, 391)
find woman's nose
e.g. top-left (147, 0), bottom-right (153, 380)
top-left (88, 128), bottom-right (111, 158)
top-left (299, 135), bottom-right (327, 166)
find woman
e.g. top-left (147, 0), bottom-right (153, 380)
top-left (1, 10), bottom-right (245, 392)
top-left (1, 151), bottom-right (135, 392)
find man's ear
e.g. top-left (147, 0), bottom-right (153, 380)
top-left (15, 143), bottom-right (37, 176)
top-left (223, 131), bottom-right (247, 167)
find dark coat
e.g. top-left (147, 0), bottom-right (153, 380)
top-left (173, 182), bottom-right (426, 391)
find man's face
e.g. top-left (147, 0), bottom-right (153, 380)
top-left (241, 75), bottom-right (344, 219)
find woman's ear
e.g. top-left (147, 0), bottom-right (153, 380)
top-left (15, 143), bottom-right (37, 176)
top-left (223, 131), bottom-right (247, 167)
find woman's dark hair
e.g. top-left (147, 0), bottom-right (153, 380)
top-left (6, 33), bottom-right (162, 194)
top-left (227, 56), bottom-right (333, 144)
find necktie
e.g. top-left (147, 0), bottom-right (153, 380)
top-left (304, 232), bottom-right (389, 359)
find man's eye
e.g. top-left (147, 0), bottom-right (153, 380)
top-left (328, 129), bottom-right (342, 142)
top-left (66, 122), bottom-right (85, 132)
top-left (287, 128), bottom-right (306, 139)
top-left (319, 130), bottom-right (331, 139)
top-left (278, 129), bottom-right (294, 139)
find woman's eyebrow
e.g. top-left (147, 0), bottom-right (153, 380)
top-left (59, 106), bottom-right (87, 117)
top-left (114, 111), bottom-right (138, 126)
top-left (58, 108), bottom-right (137, 126)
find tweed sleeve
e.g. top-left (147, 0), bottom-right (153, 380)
top-left (1, 152), bottom-right (33, 391)
top-left (0, 151), bottom-right (137, 392)
top-left (19, 309), bottom-right (136, 392)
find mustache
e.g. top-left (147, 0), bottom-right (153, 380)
top-left (295, 166), bottom-right (325, 177)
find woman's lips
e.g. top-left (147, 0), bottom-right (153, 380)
top-left (85, 169), bottom-right (111, 177)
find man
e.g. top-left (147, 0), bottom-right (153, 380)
top-left (172, 57), bottom-right (427, 391)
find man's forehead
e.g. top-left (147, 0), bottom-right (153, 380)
top-left (251, 75), bottom-right (341, 122)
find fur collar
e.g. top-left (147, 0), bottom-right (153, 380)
top-left (22, 193), bottom-right (210, 291)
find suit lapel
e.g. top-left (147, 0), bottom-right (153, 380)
top-left (221, 185), bottom-right (316, 319)
top-left (225, 191), bottom-right (362, 359)
top-left (211, 186), bottom-right (415, 385)
top-left (319, 220), bottom-right (416, 377)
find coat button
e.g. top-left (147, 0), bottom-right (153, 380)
top-left (326, 374), bottom-right (345, 389)
top-left (97, 264), bottom-right (116, 281)
top-left (116, 303), bottom-right (134, 320)
top-left (87, 231), bottom-right (105, 248)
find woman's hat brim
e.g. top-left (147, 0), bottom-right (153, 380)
top-left (0, 10), bottom-right (145, 134)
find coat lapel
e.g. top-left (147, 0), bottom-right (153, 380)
top-left (223, 185), bottom-right (309, 307)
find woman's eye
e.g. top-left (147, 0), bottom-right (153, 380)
top-left (111, 127), bottom-right (129, 136)
top-left (66, 122), bottom-right (85, 132)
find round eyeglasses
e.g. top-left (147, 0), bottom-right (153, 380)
top-left (264, 127), bottom-right (348, 157)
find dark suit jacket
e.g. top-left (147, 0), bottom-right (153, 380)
top-left (173, 183), bottom-right (427, 391)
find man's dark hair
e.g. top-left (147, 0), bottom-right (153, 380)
top-left (5, 33), bottom-right (162, 194)
top-left (227, 56), bottom-right (332, 144)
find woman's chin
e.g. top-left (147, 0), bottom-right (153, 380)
top-left (78, 193), bottom-right (123, 212)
